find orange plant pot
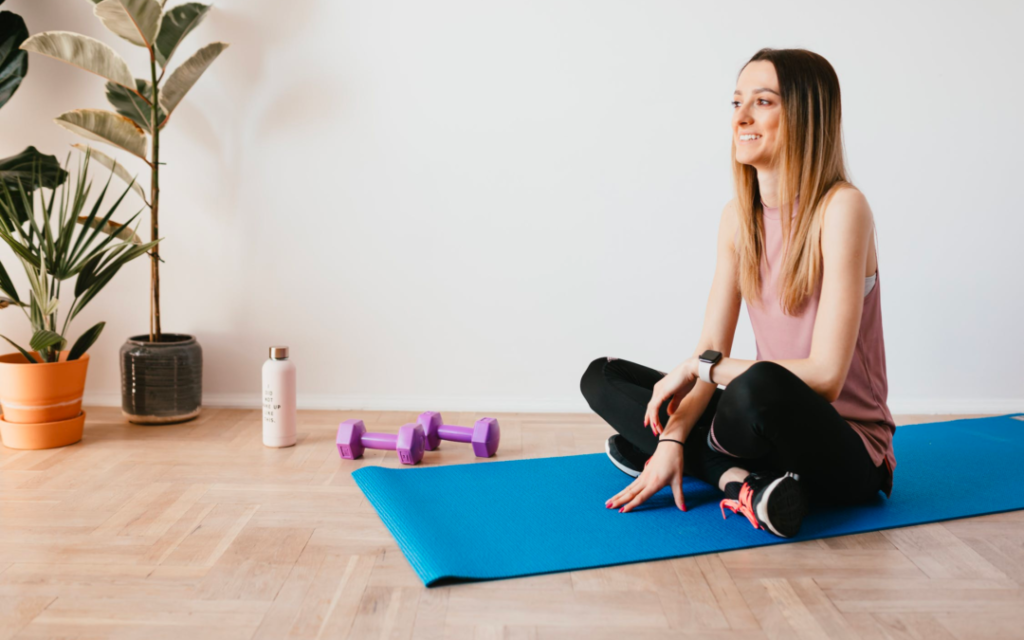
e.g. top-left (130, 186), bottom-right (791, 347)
top-left (0, 411), bottom-right (86, 450)
top-left (0, 352), bottom-right (90, 424)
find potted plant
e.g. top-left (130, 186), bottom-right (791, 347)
top-left (20, 0), bottom-right (230, 424)
top-left (0, 151), bottom-right (158, 449)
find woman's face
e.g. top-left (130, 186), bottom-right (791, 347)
top-left (732, 60), bottom-right (782, 169)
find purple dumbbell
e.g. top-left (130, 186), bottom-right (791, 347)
top-left (416, 412), bottom-right (500, 458)
top-left (336, 419), bottom-right (425, 465)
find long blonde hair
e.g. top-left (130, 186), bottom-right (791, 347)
top-left (733, 48), bottom-right (856, 316)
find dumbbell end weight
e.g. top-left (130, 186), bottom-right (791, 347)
top-left (471, 418), bottom-right (500, 458)
top-left (417, 411), bottom-right (443, 450)
top-left (395, 424), bottom-right (426, 464)
top-left (336, 419), bottom-right (366, 460)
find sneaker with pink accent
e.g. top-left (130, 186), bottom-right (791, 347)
top-left (720, 471), bottom-right (808, 538)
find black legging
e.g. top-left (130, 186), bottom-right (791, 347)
top-left (580, 357), bottom-right (888, 505)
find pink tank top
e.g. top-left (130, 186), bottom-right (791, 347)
top-left (744, 197), bottom-right (896, 495)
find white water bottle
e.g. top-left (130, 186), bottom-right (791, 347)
top-left (262, 346), bottom-right (296, 447)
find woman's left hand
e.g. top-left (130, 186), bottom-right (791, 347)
top-left (646, 357), bottom-right (700, 435)
top-left (606, 437), bottom-right (687, 513)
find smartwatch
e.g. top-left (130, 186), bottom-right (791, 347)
top-left (698, 349), bottom-right (722, 385)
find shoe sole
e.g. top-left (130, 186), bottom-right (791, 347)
top-left (754, 473), bottom-right (807, 538)
top-left (605, 436), bottom-right (641, 478)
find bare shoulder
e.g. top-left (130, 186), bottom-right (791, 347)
top-left (823, 185), bottom-right (872, 219)
top-left (820, 186), bottom-right (875, 277)
top-left (821, 185), bottom-right (874, 236)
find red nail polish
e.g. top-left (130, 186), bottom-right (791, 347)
top-left (618, 507), bottom-right (624, 513)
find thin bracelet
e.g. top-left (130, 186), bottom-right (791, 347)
top-left (658, 438), bottom-right (685, 447)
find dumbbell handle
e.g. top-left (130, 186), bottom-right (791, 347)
top-left (437, 424), bottom-right (474, 444)
top-left (361, 432), bottom-right (400, 450)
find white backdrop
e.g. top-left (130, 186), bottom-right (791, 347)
top-left (0, 0), bottom-right (1021, 414)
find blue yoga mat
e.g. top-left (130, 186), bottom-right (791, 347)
top-left (352, 413), bottom-right (1024, 587)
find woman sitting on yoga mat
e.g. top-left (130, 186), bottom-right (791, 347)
top-left (580, 47), bottom-right (896, 539)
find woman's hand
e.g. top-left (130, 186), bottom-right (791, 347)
top-left (605, 439), bottom-right (687, 513)
top-left (645, 357), bottom-right (699, 435)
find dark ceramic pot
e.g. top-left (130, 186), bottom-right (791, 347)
top-left (120, 334), bottom-right (203, 424)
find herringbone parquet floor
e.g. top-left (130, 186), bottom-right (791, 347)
top-left (0, 408), bottom-right (1019, 639)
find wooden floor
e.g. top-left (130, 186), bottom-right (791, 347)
top-left (1, 409), bottom-right (1021, 639)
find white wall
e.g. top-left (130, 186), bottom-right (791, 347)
top-left (0, 0), bottom-right (1021, 415)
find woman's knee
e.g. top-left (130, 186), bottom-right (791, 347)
top-left (708, 361), bottom-right (788, 456)
top-left (729, 360), bottom-right (789, 395)
top-left (579, 357), bottom-right (610, 406)
top-left (717, 361), bottom-right (792, 417)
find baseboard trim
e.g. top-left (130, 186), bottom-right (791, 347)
top-left (81, 392), bottom-right (1022, 416)
top-left (81, 393), bottom-right (592, 413)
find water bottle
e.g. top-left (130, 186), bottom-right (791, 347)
top-left (262, 346), bottom-right (296, 447)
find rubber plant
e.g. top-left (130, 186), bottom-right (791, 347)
top-left (0, 0), bottom-right (68, 214)
top-left (0, 149), bottom-right (159, 362)
top-left (20, 0), bottom-right (229, 342)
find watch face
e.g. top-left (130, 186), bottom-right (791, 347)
top-left (699, 349), bottom-right (722, 363)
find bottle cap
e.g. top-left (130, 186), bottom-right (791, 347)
top-left (269, 346), bottom-right (289, 359)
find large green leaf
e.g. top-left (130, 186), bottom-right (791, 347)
top-left (0, 146), bottom-right (67, 224)
top-left (20, 31), bottom-right (135, 92)
top-left (72, 144), bottom-right (146, 203)
top-left (154, 2), bottom-right (209, 67)
top-left (29, 328), bottom-right (65, 353)
top-left (0, 8), bottom-right (29, 110)
top-left (94, 0), bottom-right (162, 48)
top-left (68, 321), bottom-right (104, 360)
top-left (55, 109), bottom-right (148, 161)
top-left (0, 146), bottom-right (66, 189)
top-left (106, 78), bottom-right (164, 133)
top-left (159, 41), bottom-right (228, 118)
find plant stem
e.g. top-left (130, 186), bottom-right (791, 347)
top-left (53, 278), bottom-right (61, 359)
top-left (149, 49), bottom-right (161, 342)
